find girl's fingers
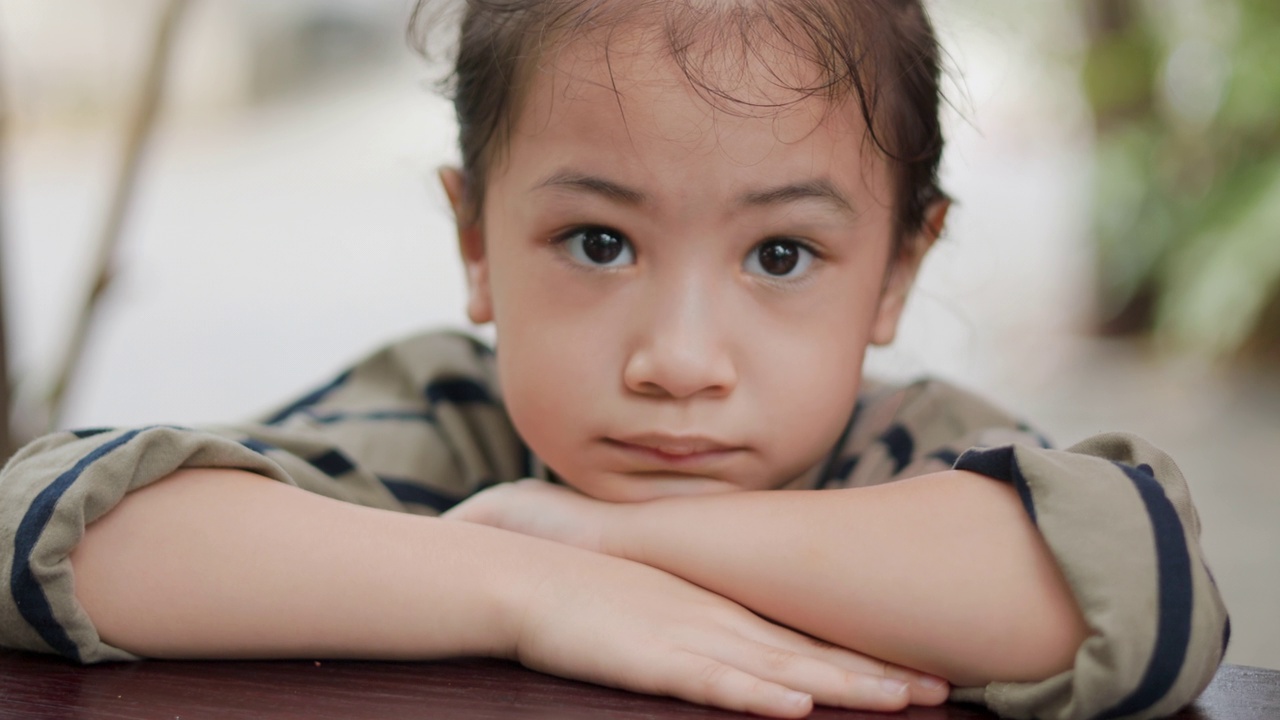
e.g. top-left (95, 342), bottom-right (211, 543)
top-left (661, 652), bottom-right (815, 719)
top-left (884, 663), bottom-right (950, 705)
top-left (713, 640), bottom-right (913, 712)
top-left (743, 624), bottom-right (950, 706)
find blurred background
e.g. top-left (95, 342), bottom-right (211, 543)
top-left (0, 0), bottom-right (1276, 669)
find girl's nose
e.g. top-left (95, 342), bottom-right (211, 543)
top-left (622, 281), bottom-right (738, 400)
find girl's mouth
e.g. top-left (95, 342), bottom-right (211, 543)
top-left (603, 434), bottom-right (745, 469)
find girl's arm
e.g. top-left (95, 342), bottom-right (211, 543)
top-left (446, 471), bottom-right (1085, 687)
top-left (68, 468), bottom-right (948, 716)
top-left (607, 472), bottom-right (1086, 686)
top-left (447, 435), bottom-right (1230, 719)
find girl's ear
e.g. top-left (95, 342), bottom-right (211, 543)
top-left (439, 167), bottom-right (494, 325)
top-left (870, 199), bottom-right (950, 346)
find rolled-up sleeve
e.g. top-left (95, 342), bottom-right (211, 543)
top-left (949, 433), bottom-right (1229, 720)
top-left (0, 427), bottom-right (296, 662)
top-left (828, 379), bottom-right (1228, 719)
top-left (0, 330), bottom-right (524, 664)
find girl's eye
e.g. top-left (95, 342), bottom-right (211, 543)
top-left (744, 239), bottom-right (815, 278)
top-left (560, 227), bottom-right (635, 268)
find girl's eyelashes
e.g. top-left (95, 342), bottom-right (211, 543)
top-left (550, 228), bottom-right (817, 281)
top-left (555, 226), bottom-right (636, 268)
top-left (743, 239), bottom-right (817, 280)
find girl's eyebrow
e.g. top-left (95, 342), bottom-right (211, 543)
top-left (534, 170), bottom-right (857, 217)
top-left (534, 171), bottom-right (648, 206)
top-left (737, 179), bottom-right (858, 218)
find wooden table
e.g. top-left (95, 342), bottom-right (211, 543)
top-left (1, 652), bottom-right (1275, 719)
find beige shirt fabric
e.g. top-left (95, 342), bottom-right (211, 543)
top-left (0, 330), bottom-right (1229, 720)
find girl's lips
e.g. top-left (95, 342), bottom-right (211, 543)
top-left (604, 435), bottom-right (745, 468)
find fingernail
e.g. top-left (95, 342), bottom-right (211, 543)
top-left (881, 678), bottom-right (910, 695)
top-left (918, 674), bottom-right (947, 690)
top-left (784, 690), bottom-right (812, 708)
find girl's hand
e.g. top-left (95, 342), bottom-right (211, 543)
top-left (511, 547), bottom-right (949, 717)
top-left (448, 480), bottom-right (950, 713)
top-left (442, 478), bottom-right (617, 554)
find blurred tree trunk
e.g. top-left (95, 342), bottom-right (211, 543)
top-left (0, 0), bottom-right (191, 461)
top-left (1081, 0), bottom-right (1160, 335)
top-left (0, 40), bottom-right (14, 460)
top-left (44, 0), bottom-right (190, 432)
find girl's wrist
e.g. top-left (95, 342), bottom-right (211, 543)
top-left (436, 522), bottom-right (583, 661)
top-left (485, 527), bottom-right (631, 658)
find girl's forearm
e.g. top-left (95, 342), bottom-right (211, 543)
top-left (70, 469), bottom-right (956, 717)
top-left (608, 470), bottom-right (1088, 686)
top-left (71, 469), bottom-right (543, 659)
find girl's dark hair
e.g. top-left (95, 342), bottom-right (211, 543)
top-left (410, 0), bottom-right (948, 249)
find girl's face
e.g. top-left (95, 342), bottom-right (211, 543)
top-left (446, 36), bottom-right (937, 502)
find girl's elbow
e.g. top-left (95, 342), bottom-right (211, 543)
top-left (947, 585), bottom-right (1089, 687)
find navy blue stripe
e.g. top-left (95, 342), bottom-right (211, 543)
top-left (1016, 422), bottom-right (1054, 449)
top-left (954, 446), bottom-right (1037, 524)
top-left (70, 428), bottom-right (113, 439)
top-left (849, 399), bottom-right (865, 430)
top-left (307, 449), bottom-right (356, 478)
top-left (465, 335), bottom-right (496, 359)
top-left (1200, 563), bottom-right (1229, 654)
top-left (425, 378), bottom-right (492, 405)
top-left (379, 477), bottom-right (463, 512)
top-left (520, 445), bottom-right (534, 478)
top-left (816, 406), bottom-right (861, 488)
top-left (927, 448), bottom-right (961, 466)
top-left (264, 370), bottom-right (352, 425)
top-left (879, 425), bottom-right (914, 474)
top-left (241, 438), bottom-right (275, 454)
top-left (12, 428), bottom-right (147, 660)
top-left (824, 455), bottom-right (859, 488)
top-left (305, 409), bottom-right (436, 425)
top-left (955, 446), bottom-right (1014, 482)
top-left (1098, 462), bottom-right (1194, 720)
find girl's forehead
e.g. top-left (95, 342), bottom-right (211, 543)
top-left (522, 32), bottom-right (870, 155)
top-left (496, 35), bottom-right (894, 217)
top-left (540, 23), bottom-right (844, 117)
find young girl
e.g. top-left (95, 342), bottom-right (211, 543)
top-left (0, 1), bottom-right (1227, 718)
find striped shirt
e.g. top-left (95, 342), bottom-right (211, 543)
top-left (0, 330), bottom-right (1228, 720)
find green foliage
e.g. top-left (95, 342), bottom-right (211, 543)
top-left (1085, 0), bottom-right (1280, 359)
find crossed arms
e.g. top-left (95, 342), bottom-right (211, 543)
top-left (69, 466), bottom-right (1085, 716)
